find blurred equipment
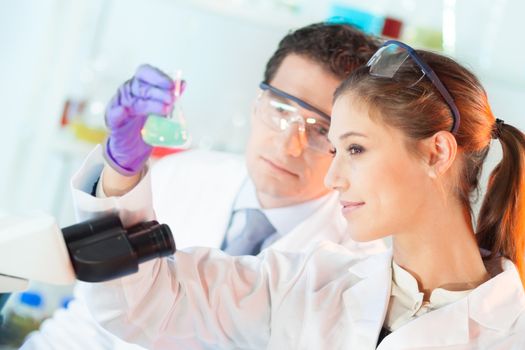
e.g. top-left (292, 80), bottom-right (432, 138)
top-left (328, 4), bottom-right (385, 35)
top-left (0, 213), bottom-right (174, 346)
top-left (0, 213), bottom-right (176, 294)
top-left (0, 291), bottom-right (46, 346)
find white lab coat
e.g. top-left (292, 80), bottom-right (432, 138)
top-left (74, 148), bottom-right (525, 349)
top-left (81, 242), bottom-right (525, 349)
top-left (22, 146), bottom-right (385, 349)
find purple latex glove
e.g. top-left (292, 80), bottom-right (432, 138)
top-left (103, 64), bottom-right (185, 176)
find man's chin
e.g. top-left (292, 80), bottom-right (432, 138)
top-left (259, 185), bottom-right (299, 199)
top-left (254, 184), bottom-right (303, 206)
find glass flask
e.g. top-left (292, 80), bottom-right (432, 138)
top-left (141, 70), bottom-right (191, 148)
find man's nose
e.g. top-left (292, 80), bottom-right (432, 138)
top-left (280, 123), bottom-right (307, 157)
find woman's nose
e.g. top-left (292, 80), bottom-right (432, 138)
top-left (324, 156), bottom-right (349, 192)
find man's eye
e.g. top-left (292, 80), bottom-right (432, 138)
top-left (306, 120), bottom-right (329, 136)
top-left (329, 148), bottom-right (336, 156)
top-left (315, 125), bottom-right (329, 136)
top-left (270, 100), bottom-right (295, 115)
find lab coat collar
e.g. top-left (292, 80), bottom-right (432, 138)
top-left (379, 294), bottom-right (470, 348)
top-left (378, 258), bottom-right (525, 349)
top-left (468, 258), bottom-right (525, 331)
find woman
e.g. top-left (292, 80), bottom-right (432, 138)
top-left (81, 41), bottom-right (525, 349)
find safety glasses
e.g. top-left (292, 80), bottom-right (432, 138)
top-left (367, 40), bottom-right (461, 134)
top-left (257, 82), bottom-right (332, 154)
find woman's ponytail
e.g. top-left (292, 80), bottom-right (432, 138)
top-left (476, 121), bottom-right (525, 286)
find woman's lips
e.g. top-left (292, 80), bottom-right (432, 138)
top-left (340, 201), bottom-right (365, 216)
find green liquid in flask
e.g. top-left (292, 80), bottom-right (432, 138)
top-left (142, 71), bottom-right (190, 148)
top-left (142, 112), bottom-right (190, 148)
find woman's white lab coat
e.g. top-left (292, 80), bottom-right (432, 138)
top-left (72, 148), bottom-right (525, 349)
top-left (81, 242), bottom-right (525, 349)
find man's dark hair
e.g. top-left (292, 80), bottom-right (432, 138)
top-left (263, 22), bottom-right (382, 83)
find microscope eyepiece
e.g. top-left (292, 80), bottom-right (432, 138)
top-left (61, 215), bottom-right (176, 282)
top-left (127, 222), bottom-right (175, 264)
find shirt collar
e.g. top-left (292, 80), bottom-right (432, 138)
top-left (391, 261), bottom-right (473, 311)
top-left (233, 178), bottom-right (331, 236)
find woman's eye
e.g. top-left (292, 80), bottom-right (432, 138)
top-left (329, 148), bottom-right (336, 157)
top-left (347, 144), bottom-right (364, 155)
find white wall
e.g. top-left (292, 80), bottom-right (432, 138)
top-left (0, 0), bottom-right (108, 224)
top-left (0, 0), bottom-right (307, 225)
top-left (0, 0), bottom-right (524, 226)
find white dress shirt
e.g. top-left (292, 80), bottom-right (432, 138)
top-left (385, 261), bottom-right (474, 331)
top-left (223, 178), bottom-right (331, 251)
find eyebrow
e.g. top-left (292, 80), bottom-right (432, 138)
top-left (339, 131), bottom-right (368, 140)
top-left (267, 89), bottom-right (290, 102)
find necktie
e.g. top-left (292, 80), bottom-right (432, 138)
top-left (224, 209), bottom-right (276, 256)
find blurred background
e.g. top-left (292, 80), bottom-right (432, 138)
top-left (0, 0), bottom-right (524, 347)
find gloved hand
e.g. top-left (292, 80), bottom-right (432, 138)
top-left (103, 64), bottom-right (185, 176)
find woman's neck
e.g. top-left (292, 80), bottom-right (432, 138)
top-left (392, 202), bottom-right (490, 300)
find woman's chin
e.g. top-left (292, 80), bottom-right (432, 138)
top-left (346, 226), bottom-right (385, 242)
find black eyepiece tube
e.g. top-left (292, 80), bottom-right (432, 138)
top-left (62, 215), bottom-right (176, 282)
top-left (62, 215), bottom-right (123, 245)
top-left (127, 221), bottom-right (176, 264)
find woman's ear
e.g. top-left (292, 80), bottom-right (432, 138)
top-left (422, 131), bottom-right (457, 179)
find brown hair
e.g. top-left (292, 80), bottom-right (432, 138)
top-left (335, 50), bottom-right (525, 286)
top-left (263, 22), bottom-right (381, 83)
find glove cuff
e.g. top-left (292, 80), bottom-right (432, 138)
top-left (103, 139), bottom-right (145, 177)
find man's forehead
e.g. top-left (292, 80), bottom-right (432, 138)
top-left (269, 54), bottom-right (341, 112)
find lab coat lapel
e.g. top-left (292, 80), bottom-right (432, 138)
top-left (378, 259), bottom-right (525, 349)
top-left (153, 151), bottom-right (247, 249)
top-left (342, 250), bottom-right (392, 350)
top-left (178, 174), bottom-right (243, 249)
top-left (377, 297), bottom-right (470, 349)
top-left (468, 259), bottom-right (525, 332)
top-left (270, 192), bottom-right (346, 251)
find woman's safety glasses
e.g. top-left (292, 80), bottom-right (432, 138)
top-left (256, 82), bottom-right (332, 154)
top-left (367, 40), bottom-right (461, 134)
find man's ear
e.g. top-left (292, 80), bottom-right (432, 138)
top-left (421, 131), bottom-right (457, 179)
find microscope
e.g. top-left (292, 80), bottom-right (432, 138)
top-left (0, 212), bottom-right (176, 312)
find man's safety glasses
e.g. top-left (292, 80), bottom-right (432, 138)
top-left (367, 40), bottom-right (461, 134)
top-left (256, 82), bottom-right (332, 154)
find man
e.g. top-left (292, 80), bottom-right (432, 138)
top-left (22, 22), bottom-right (384, 349)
